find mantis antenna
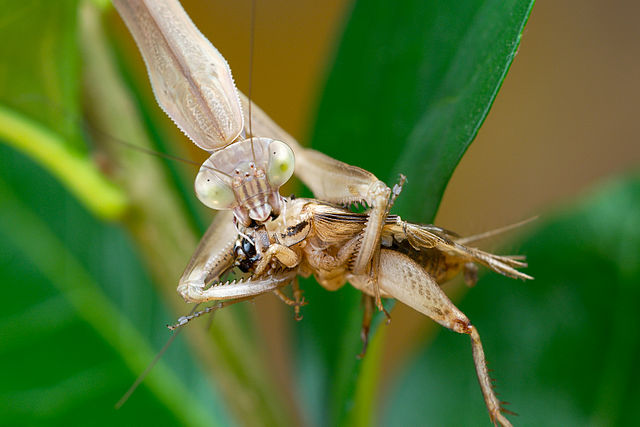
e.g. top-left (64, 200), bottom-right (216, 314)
top-left (248, 0), bottom-right (258, 164)
top-left (87, 121), bottom-right (232, 178)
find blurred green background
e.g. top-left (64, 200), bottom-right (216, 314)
top-left (1, 0), bottom-right (639, 426)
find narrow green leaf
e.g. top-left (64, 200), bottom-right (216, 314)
top-left (297, 0), bottom-right (535, 425)
top-left (383, 173), bottom-right (640, 426)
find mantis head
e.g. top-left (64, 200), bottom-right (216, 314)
top-left (195, 137), bottom-right (295, 225)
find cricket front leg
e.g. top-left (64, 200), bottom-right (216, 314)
top-left (273, 278), bottom-right (306, 321)
top-left (253, 243), bottom-right (301, 276)
top-left (357, 249), bottom-right (514, 427)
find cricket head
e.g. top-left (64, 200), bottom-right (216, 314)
top-left (195, 137), bottom-right (295, 225)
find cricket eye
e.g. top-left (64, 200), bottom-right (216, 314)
top-left (195, 171), bottom-right (235, 210)
top-left (267, 140), bottom-right (295, 188)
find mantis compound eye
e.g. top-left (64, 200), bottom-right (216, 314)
top-left (194, 168), bottom-right (235, 210)
top-left (266, 140), bottom-right (295, 188)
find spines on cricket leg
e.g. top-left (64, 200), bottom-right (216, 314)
top-left (452, 320), bottom-right (514, 427)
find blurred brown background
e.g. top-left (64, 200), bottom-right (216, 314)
top-left (112, 0), bottom-right (640, 402)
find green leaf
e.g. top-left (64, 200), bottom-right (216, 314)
top-left (296, 0), bottom-right (535, 425)
top-left (0, 0), bottom-right (126, 219)
top-left (383, 173), bottom-right (640, 426)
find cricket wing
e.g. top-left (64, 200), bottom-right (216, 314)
top-left (388, 219), bottom-right (532, 281)
top-left (114, 0), bottom-right (243, 151)
top-left (312, 204), bottom-right (368, 243)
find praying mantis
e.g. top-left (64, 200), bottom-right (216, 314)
top-left (113, 0), bottom-right (531, 425)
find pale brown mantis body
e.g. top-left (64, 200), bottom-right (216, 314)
top-left (114, 1), bottom-right (531, 425)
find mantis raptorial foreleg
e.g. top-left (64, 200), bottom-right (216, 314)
top-left (178, 210), bottom-right (237, 299)
top-left (177, 210), bottom-right (296, 303)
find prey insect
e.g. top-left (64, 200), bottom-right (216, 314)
top-left (114, 1), bottom-right (531, 425)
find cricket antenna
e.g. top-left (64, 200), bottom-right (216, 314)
top-left (113, 304), bottom-right (194, 410)
top-left (455, 216), bottom-right (539, 245)
top-left (114, 330), bottom-right (182, 409)
top-left (247, 0), bottom-right (258, 164)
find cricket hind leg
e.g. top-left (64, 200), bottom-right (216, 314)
top-left (455, 321), bottom-right (515, 427)
top-left (375, 249), bottom-right (513, 427)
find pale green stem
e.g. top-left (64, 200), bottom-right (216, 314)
top-left (0, 104), bottom-right (127, 220)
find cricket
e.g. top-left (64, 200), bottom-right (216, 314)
top-left (113, 0), bottom-right (532, 425)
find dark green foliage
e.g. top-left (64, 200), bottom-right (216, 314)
top-left (383, 175), bottom-right (640, 426)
